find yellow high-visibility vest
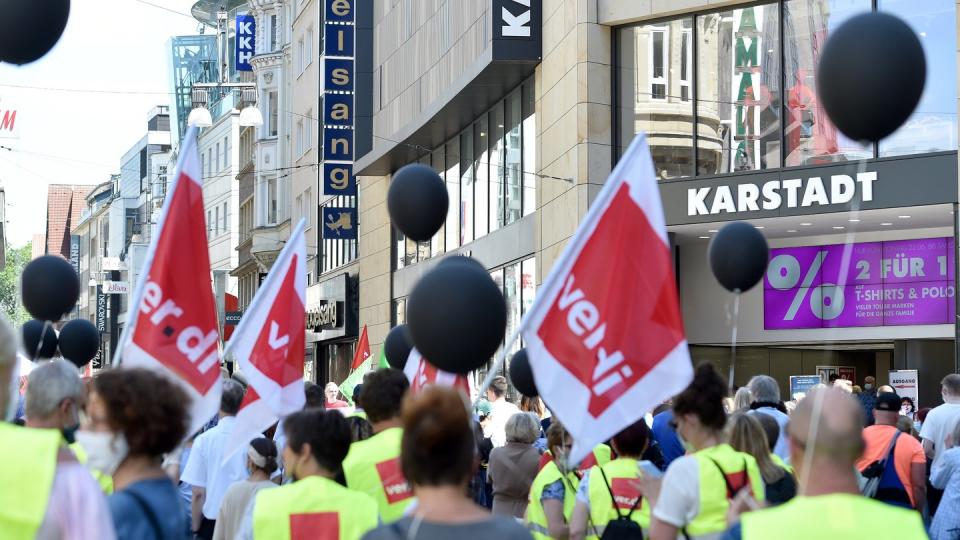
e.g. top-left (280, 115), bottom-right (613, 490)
top-left (526, 460), bottom-right (578, 540)
top-left (252, 475), bottom-right (378, 540)
top-left (741, 493), bottom-right (927, 540)
top-left (68, 441), bottom-right (113, 494)
top-left (341, 427), bottom-right (414, 522)
top-left (586, 458), bottom-right (650, 539)
top-left (685, 444), bottom-right (765, 537)
top-left (0, 424), bottom-right (60, 540)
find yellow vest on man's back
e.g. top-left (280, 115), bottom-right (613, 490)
top-left (253, 475), bottom-right (378, 540)
top-left (0, 424), bottom-right (59, 540)
top-left (342, 427), bottom-right (414, 522)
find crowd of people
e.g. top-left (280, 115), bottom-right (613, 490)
top-left (4, 310), bottom-right (960, 539)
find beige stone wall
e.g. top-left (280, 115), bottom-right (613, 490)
top-left (535, 0), bottom-right (613, 284)
top-left (599, 0), bottom-right (758, 25)
top-left (357, 174), bottom-right (392, 352)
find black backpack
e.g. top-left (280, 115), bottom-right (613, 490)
top-left (597, 467), bottom-right (644, 540)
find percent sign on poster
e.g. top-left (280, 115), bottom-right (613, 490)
top-left (763, 238), bottom-right (955, 329)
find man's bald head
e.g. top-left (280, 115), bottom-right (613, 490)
top-left (789, 387), bottom-right (865, 468)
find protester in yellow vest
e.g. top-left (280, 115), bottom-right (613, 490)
top-left (726, 387), bottom-right (927, 540)
top-left (0, 320), bottom-right (114, 539)
top-left (527, 421), bottom-right (579, 539)
top-left (342, 368), bottom-right (415, 521)
top-left (362, 385), bottom-right (531, 539)
top-left (570, 418), bottom-right (653, 540)
top-left (645, 364), bottom-right (765, 540)
top-left (22, 358), bottom-right (115, 493)
top-left (247, 409), bottom-right (378, 539)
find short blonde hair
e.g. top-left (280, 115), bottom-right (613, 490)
top-left (505, 412), bottom-right (540, 444)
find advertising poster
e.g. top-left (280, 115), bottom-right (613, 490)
top-left (889, 370), bottom-right (919, 406)
top-left (789, 375), bottom-right (822, 400)
top-left (765, 237), bottom-right (955, 329)
top-left (816, 365), bottom-right (856, 384)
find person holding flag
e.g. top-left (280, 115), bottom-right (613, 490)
top-left (115, 125), bottom-right (224, 440)
top-left (220, 219), bottom-right (309, 466)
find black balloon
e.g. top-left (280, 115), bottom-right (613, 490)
top-left (708, 222), bottom-right (769, 293)
top-left (21, 255), bottom-right (79, 322)
top-left (817, 12), bottom-right (925, 142)
top-left (22, 319), bottom-right (58, 360)
top-left (407, 257), bottom-right (507, 374)
top-left (387, 164), bottom-right (449, 242)
top-left (383, 324), bottom-right (413, 370)
top-left (0, 0), bottom-right (70, 65)
top-left (57, 319), bottom-right (99, 368)
top-left (509, 349), bottom-right (537, 398)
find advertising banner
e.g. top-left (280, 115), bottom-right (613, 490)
top-left (889, 370), bottom-right (919, 405)
top-left (765, 237), bottom-right (955, 329)
top-left (102, 281), bottom-right (130, 294)
top-left (789, 375), bottom-right (822, 400)
top-left (96, 286), bottom-right (107, 332)
top-left (69, 235), bottom-right (80, 274)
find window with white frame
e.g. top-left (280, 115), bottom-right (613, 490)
top-left (222, 202), bottom-right (228, 235)
top-left (304, 110), bottom-right (312, 153)
top-left (680, 27), bottom-right (691, 101)
top-left (267, 176), bottom-right (278, 224)
top-left (268, 91), bottom-right (278, 137)
top-left (296, 119), bottom-right (304, 156)
top-left (649, 26), bottom-right (668, 100)
top-left (303, 187), bottom-right (311, 229)
top-left (269, 14), bottom-right (279, 51)
top-left (216, 142), bottom-right (221, 171)
top-left (214, 205), bottom-right (220, 236)
top-left (223, 136), bottom-right (229, 169)
top-left (306, 28), bottom-right (313, 66)
top-left (297, 37), bottom-right (304, 74)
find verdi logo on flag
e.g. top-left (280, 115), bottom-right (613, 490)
top-left (117, 126), bottom-right (222, 437)
top-left (522, 133), bottom-right (692, 464)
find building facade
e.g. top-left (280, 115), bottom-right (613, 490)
top-left (45, 184), bottom-right (93, 259)
top-left (346, 0), bottom-right (960, 406)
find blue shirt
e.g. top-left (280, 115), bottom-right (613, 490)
top-left (108, 478), bottom-right (188, 540)
top-left (652, 410), bottom-right (685, 468)
top-left (750, 407), bottom-right (791, 463)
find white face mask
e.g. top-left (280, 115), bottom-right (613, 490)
top-left (864, 384), bottom-right (873, 390)
top-left (75, 430), bottom-right (129, 476)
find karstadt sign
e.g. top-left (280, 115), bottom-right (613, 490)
top-left (659, 152), bottom-right (958, 225)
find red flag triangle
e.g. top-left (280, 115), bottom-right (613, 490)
top-left (351, 325), bottom-right (371, 370)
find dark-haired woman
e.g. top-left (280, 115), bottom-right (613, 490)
top-left (362, 386), bottom-right (531, 539)
top-left (645, 364), bottom-right (765, 540)
top-left (213, 438), bottom-right (278, 540)
top-left (77, 368), bottom-right (190, 540)
top-left (242, 409), bottom-right (378, 539)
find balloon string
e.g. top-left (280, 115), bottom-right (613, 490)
top-left (730, 291), bottom-right (740, 393)
top-left (32, 321), bottom-right (55, 363)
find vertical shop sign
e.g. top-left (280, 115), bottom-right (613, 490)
top-left (236, 14), bottom-right (256, 72)
top-left (322, 0), bottom-right (356, 197)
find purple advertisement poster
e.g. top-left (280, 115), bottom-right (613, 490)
top-left (764, 237), bottom-right (956, 329)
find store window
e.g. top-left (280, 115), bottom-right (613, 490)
top-left (697, 4), bottom-right (781, 174)
top-left (391, 78), bottom-right (537, 271)
top-left (615, 1), bottom-right (957, 178)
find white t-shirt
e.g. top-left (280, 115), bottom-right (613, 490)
top-left (181, 416), bottom-right (251, 520)
top-left (652, 455), bottom-right (702, 529)
top-left (483, 399), bottom-right (520, 448)
top-left (920, 402), bottom-right (960, 468)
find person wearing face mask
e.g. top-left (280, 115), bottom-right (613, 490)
top-left (900, 397), bottom-right (917, 422)
top-left (526, 421), bottom-right (578, 539)
top-left (643, 363), bottom-right (765, 540)
top-left (77, 367), bottom-right (190, 540)
top-left (858, 376), bottom-right (878, 426)
top-left (240, 408), bottom-right (378, 539)
top-left (212, 438), bottom-right (278, 540)
top-left (0, 318), bottom-right (115, 539)
top-left (25, 358), bottom-right (113, 493)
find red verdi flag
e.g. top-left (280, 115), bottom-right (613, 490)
top-left (116, 126), bottom-right (222, 437)
top-left (351, 325), bottom-right (371, 370)
top-left (223, 219), bottom-right (308, 462)
top-left (522, 133), bottom-right (692, 464)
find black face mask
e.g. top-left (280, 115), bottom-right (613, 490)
top-left (62, 423), bottom-right (79, 445)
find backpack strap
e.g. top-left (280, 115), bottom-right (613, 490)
top-left (597, 466), bottom-right (643, 520)
top-left (705, 456), bottom-right (741, 498)
top-left (880, 430), bottom-right (902, 468)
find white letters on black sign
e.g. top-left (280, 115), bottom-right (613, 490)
top-left (502, 0), bottom-right (532, 37)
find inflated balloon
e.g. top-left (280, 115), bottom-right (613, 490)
top-left (708, 222), bottom-right (769, 293)
top-left (0, 0), bottom-right (70, 65)
top-left (817, 12), bottom-right (925, 142)
top-left (57, 319), bottom-right (99, 368)
top-left (387, 164), bottom-right (449, 242)
top-left (383, 324), bottom-right (413, 370)
top-left (21, 255), bottom-right (79, 322)
top-left (407, 257), bottom-right (507, 374)
top-left (22, 320), bottom-right (58, 360)
top-left (509, 349), bottom-right (537, 398)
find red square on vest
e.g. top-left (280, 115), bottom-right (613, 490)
top-left (610, 478), bottom-right (641, 510)
top-left (376, 457), bottom-right (413, 504)
top-left (290, 511), bottom-right (339, 540)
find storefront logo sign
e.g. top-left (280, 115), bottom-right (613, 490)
top-left (687, 171), bottom-right (877, 216)
top-left (235, 14), bottom-right (255, 72)
top-left (501, 0), bottom-right (533, 37)
top-left (307, 301), bottom-right (343, 330)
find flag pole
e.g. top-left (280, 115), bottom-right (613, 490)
top-left (473, 324), bottom-right (524, 407)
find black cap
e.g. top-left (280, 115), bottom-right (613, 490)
top-left (875, 392), bottom-right (901, 411)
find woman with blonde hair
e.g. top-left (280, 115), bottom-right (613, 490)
top-left (725, 412), bottom-right (796, 505)
top-left (733, 387), bottom-right (753, 412)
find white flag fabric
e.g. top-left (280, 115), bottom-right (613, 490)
top-left (116, 126), bottom-right (223, 438)
top-left (223, 219), bottom-right (308, 462)
top-left (403, 348), bottom-right (472, 397)
top-left (521, 133), bottom-right (692, 464)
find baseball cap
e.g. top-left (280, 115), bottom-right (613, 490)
top-left (875, 392), bottom-right (901, 411)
